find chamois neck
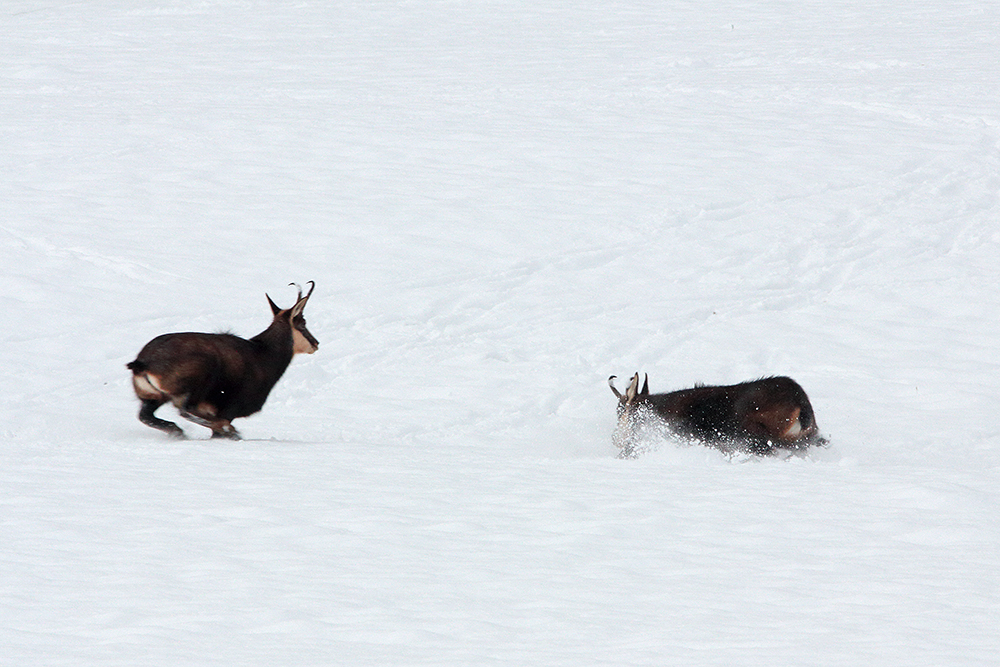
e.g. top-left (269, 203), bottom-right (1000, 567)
top-left (250, 320), bottom-right (294, 355)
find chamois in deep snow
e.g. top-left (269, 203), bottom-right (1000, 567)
top-left (127, 282), bottom-right (318, 439)
top-left (609, 373), bottom-right (824, 458)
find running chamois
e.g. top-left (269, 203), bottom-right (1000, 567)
top-left (609, 373), bottom-right (824, 458)
top-left (127, 282), bottom-right (318, 440)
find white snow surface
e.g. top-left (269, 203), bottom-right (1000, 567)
top-left (3, 1), bottom-right (1000, 664)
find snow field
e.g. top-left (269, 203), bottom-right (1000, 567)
top-left (2, 1), bottom-right (1000, 665)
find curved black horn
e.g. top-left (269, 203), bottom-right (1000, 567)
top-left (608, 375), bottom-right (623, 398)
top-left (289, 281), bottom-right (315, 302)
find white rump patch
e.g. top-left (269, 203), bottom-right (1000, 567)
top-left (133, 372), bottom-right (166, 398)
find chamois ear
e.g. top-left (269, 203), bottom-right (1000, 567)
top-left (266, 293), bottom-right (281, 315)
top-left (625, 373), bottom-right (640, 402)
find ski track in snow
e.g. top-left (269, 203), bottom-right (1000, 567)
top-left (2, 1), bottom-right (999, 665)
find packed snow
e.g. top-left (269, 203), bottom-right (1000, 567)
top-left (2, 1), bottom-right (999, 664)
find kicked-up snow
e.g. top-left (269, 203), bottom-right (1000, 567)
top-left (2, 1), bottom-right (999, 665)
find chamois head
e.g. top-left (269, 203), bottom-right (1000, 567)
top-left (267, 281), bottom-right (319, 354)
top-left (608, 373), bottom-right (651, 455)
top-left (608, 373), bottom-right (648, 419)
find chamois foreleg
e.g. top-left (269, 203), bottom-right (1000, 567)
top-left (178, 410), bottom-right (241, 439)
top-left (209, 423), bottom-right (241, 440)
top-left (178, 403), bottom-right (242, 440)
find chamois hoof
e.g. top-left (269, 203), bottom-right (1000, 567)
top-left (211, 428), bottom-right (242, 440)
top-left (143, 419), bottom-right (186, 440)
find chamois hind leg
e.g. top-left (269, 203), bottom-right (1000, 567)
top-left (138, 399), bottom-right (186, 439)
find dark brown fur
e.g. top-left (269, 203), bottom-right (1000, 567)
top-left (127, 282), bottom-right (318, 439)
top-left (609, 373), bottom-right (824, 458)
